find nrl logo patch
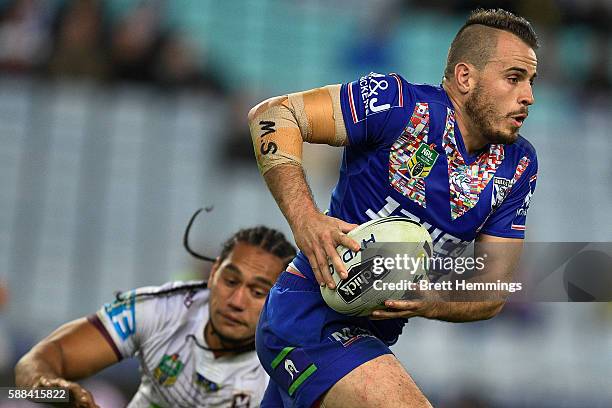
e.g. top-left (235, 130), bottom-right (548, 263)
top-left (154, 353), bottom-right (184, 386)
top-left (492, 177), bottom-right (511, 210)
top-left (408, 143), bottom-right (438, 178)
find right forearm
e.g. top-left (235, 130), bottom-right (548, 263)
top-left (15, 343), bottom-right (64, 387)
top-left (263, 165), bottom-right (319, 229)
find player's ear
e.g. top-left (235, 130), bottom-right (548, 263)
top-left (454, 62), bottom-right (474, 94)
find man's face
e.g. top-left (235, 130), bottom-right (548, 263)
top-left (465, 31), bottom-right (537, 145)
top-left (207, 242), bottom-right (284, 345)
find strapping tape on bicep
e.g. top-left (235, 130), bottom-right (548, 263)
top-left (249, 100), bottom-right (304, 175)
top-left (248, 85), bottom-right (348, 175)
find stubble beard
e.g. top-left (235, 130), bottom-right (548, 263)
top-left (464, 83), bottom-right (519, 146)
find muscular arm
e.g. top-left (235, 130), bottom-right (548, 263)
top-left (15, 317), bottom-right (119, 386)
top-left (263, 165), bottom-right (318, 232)
top-left (248, 86), bottom-right (360, 287)
top-left (372, 234), bottom-right (523, 322)
top-left (247, 85), bottom-right (348, 174)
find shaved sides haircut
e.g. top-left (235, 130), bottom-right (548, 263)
top-left (444, 8), bottom-right (539, 79)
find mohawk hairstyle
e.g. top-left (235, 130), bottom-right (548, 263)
top-left (444, 8), bottom-right (539, 79)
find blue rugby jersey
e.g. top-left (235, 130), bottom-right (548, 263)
top-left (292, 72), bottom-right (537, 283)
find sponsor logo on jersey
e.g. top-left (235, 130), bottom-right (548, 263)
top-left (183, 289), bottom-right (197, 308)
top-left (330, 326), bottom-right (376, 347)
top-left (516, 179), bottom-right (535, 217)
top-left (231, 393), bottom-right (251, 408)
top-left (103, 292), bottom-right (136, 341)
top-left (270, 347), bottom-right (317, 396)
top-left (194, 372), bottom-right (221, 392)
top-left (510, 163), bottom-right (535, 230)
top-left (154, 354), bottom-right (184, 386)
top-left (491, 177), bottom-right (511, 210)
top-left (284, 359), bottom-right (299, 380)
top-left (348, 72), bottom-right (403, 123)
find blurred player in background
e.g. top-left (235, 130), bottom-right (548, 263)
top-left (248, 8), bottom-right (538, 408)
top-left (15, 224), bottom-right (296, 408)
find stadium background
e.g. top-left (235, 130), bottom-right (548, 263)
top-left (0, 0), bottom-right (611, 406)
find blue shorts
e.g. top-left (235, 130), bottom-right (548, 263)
top-left (256, 271), bottom-right (408, 408)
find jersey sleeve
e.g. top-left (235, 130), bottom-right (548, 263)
top-left (91, 286), bottom-right (168, 359)
top-left (340, 72), bottom-right (409, 148)
top-left (480, 154), bottom-right (538, 239)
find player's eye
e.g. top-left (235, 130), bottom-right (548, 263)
top-left (224, 278), bottom-right (239, 287)
top-left (508, 77), bottom-right (519, 84)
top-left (251, 288), bottom-right (268, 298)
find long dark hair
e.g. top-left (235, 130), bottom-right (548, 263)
top-left (115, 208), bottom-right (296, 301)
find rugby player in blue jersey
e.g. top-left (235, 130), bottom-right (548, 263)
top-left (248, 8), bottom-right (539, 408)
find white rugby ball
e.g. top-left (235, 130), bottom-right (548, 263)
top-left (321, 216), bottom-right (432, 316)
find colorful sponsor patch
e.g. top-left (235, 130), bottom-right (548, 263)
top-left (270, 347), bottom-right (317, 396)
top-left (443, 108), bottom-right (505, 219)
top-left (347, 72), bottom-right (403, 123)
top-left (329, 326), bottom-right (376, 347)
top-left (194, 372), bottom-right (221, 392)
top-left (103, 292), bottom-right (136, 341)
top-left (154, 354), bottom-right (184, 386)
top-left (389, 102), bottom-right (432, 208)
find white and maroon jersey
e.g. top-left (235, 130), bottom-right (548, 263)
top-left (90, 281), bottom-right (268, 408)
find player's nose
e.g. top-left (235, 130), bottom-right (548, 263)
top-left (519, 83), bottom-right (535, 106)
top-left (227, 285), bottom-right (248, 310)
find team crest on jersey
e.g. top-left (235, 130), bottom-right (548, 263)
top-left (389, 102), bottom-right (432, 208)
top-left (231, 393), bottom-right (251, 408)
top-left (491, 177), bottom-right (511, 210)
top-left (154, 354), bottom-right (184, 386)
